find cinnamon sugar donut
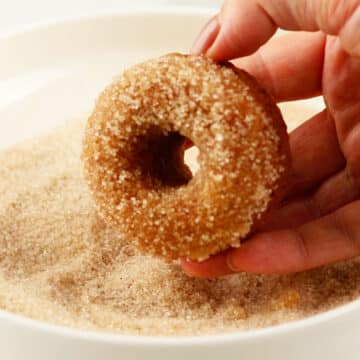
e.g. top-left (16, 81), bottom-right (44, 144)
top-left (82, 53), bottom-right (290, 260)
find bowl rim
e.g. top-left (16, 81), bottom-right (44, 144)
top-left (1, 7), bottom-right (360, 346)
top-left (2, 298), bottom-right (360, 345)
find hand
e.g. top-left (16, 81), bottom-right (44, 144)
top-left (182, 0), bottom-right (360, 277)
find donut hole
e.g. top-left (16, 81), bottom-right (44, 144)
top-left (136, 131), bottom-right (195, 188)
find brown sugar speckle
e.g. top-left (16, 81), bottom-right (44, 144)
top-left (271, 290), bottom-right (301, 311)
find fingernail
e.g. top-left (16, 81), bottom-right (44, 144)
top-left (181, 259), bottom-right (204, 278)
top-left (191, 15), bottom-right (220, 55)
top-left (226, 251), bottom-right (240, 272)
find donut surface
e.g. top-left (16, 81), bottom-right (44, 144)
top-left (82, 53), bottom-right (290, 260)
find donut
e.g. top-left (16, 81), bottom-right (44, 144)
top-left (82, 53), bottom-right (290, 261)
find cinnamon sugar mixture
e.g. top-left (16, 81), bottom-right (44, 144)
top-left (0, 105), bottom-right (360, 336)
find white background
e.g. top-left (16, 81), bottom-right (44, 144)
top-left (0, 0), bottom-right (221, 33)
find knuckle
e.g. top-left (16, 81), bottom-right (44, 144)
top-left (347, 168), bottom-right (359, 201)
top-left (294, 0), bottom-right (314, 28)
top-left (343, 121), bottom-right (360, 168)
top-left (332, 209), bottom-right (360, 254)
top-left (291, 228), bottom-right (310, 262)
top-left (345, 165), bottom-right (360, 199)
top-left (319, 0), bottom-right (360, 33)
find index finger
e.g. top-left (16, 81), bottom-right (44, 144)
top-left (182, 201), bottom-right (360, 277)
top-left (193, 0), bottom-right (360, 60)
top-left (232, 31), bottom-right (325, 102)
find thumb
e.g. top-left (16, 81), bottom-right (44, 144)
top-left (191, 0), bottom-right (276, 60)
top-left (192, 0), bottom-right (360, 61)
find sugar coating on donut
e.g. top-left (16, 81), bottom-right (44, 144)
top-left (82, 53), bottom-right (290, 260)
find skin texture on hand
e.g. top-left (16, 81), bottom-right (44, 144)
top-left (182, 0), bottom-right (360, 278)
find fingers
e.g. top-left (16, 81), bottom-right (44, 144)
top-left (191, 16), bottom-right (220, 56)
top-left (191, 0), bottom-right (276, 60)
top-left (182, 200), bottom-right (360, 277)
top-left (261, 110), bottom-right (348, 231)
top-left (182, 251), bottom-right (232, 278)
top-left (286, 110), bottom-right (345, 196)
top-left (322, 37), bottom-right (360, 163)
top-left (192, 0), bottom-right (360, 60)
top-left (231, 32), bottom-right (325, 102)
top-left (260, 167), bottom-right (360, 231)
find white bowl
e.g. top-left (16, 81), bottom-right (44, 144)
top-left (0, 8), bottom-right (359, 360)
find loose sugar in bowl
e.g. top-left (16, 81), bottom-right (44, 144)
top-left (0, 104), bottom-right (360, 336)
